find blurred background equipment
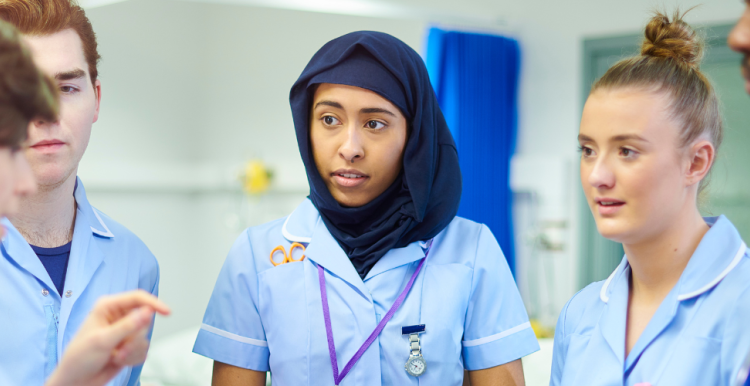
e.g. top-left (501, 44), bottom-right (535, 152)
top-left (240, 159), bottom-right (273, 195)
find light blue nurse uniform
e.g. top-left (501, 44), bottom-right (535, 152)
top-left (0, 177), bottom-right (160, 386)
top-left (550, 215), bottom-right (750, 386)
top-left (194, 198), bottom-right (539, 385)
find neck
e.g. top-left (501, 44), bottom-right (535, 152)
top-left (10, 174), bottom-right (78, 248)
top-left (624, 206), bottom-right (709, 302)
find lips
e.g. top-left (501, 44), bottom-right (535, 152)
top-left (30, 139), bottom-right (65, 153)
top-left (331, 168), bottom-right (369, 188)
top-left (595, 197), bottom-right (625, 216)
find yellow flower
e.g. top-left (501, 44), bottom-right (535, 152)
top-left (242, 160), bottom-right (272, 194)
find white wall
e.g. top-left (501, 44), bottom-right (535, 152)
top-left (80, 0), bottom-right (745, 341)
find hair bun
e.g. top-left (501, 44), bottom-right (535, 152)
top-left (641, 10), bottom-right (703, 68)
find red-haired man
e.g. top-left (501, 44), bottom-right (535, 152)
top-left (0, 2), bottom-right (160, 385)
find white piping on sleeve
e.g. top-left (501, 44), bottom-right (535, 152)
top-left (462, 322), bottom-right (532, 347)
top-left (201, 323), bottom-right (268, 347)
top-left (678, 242), bottom-right (748, 301)
top-left (281, 214), bottom-right (311, 243)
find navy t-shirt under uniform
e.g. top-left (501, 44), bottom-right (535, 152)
top-left (31, 242), bottom-right (72, 295)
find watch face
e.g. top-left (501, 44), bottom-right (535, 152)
top-left (405, 356), bottom-right (427, 377)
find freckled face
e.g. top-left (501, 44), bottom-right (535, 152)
top-left (22, 29), bottom-right (100, 189)
top-left (310, 83), bottom-right (408, 207)
top-left (578, 89), bottom-right (690, 244)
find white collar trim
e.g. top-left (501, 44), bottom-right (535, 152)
top-left (599, 264), bottom-right (619, 303)
top-left (281, 213), bottom-right (311, 244)
top-left (90, 208), bottom-right (114, 238)
top-left (677, 241), bottom-right (747, 301)
top-left (600, 241), bottom-right (747, 303)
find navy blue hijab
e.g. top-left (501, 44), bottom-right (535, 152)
top-left (290, 31), bottom-right (461, 279)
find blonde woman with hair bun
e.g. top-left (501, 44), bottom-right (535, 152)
top-left (550, 10), bottom-right (750, 386)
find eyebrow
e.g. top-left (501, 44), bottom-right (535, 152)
top-left (54, 69), bottom-right (86, 81)
top-left (314, 100), bottom-right (343, 110)
top-left (611, 134), bottom-right (649, 142)
top-left (314, 100), bottom-right (397, 117)
top-left (577, 133), bottom-right (649, 143)
top-left (360, 107), bottom-right (396, 117)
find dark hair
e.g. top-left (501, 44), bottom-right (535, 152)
top-left (0, 19), bottom-right (58, 147)
top-left (592, 9), bottom-right (722, 193)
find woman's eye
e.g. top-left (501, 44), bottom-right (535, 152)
top-left (620, 148), bottom-right (636, 158)
top-left (366, 120), bottom-right (385, 130)
top-left (322, 116), bottom-right (340, 126)
top-left (579, 145), bottom-right (594, 157)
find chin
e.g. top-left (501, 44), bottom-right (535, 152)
top-left (331, 192), bottom-right (370, 208)
top-left (593, 217), bottom-right (636, 244)
top-left (334, 197), bottom-right (366, 208)
top-left (31, 165), bottom-right (75, 188)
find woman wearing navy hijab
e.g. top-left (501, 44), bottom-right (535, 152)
top-left (194, 31), bottom-right (539, 386)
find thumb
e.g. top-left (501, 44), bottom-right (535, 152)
top-left (100, 306), bottom-right (153, 349)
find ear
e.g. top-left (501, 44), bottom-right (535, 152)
top-left (92, 79), bottom-right (102, 124)
top-left (685, 139), bottom-right (715, 187)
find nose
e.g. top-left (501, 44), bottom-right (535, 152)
top-left (13, 152), bottom-right (37, 198)
top-left (587, 157), bottom-right (615, 190)
top-left (339, 125), bottom-right (364, 163)
top-left (728, 8), bottom-right (750, 53)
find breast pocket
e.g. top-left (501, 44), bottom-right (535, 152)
top-left (655, 336), bottom-right (720, 386)
top-left (419, 264), bottom-right (472, 377)
top-left (258, 262), bottom-right (309, 382)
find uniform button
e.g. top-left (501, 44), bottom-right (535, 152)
top-left (41, 289), bottom-right (49, 297)
top-left (65, 290), bottom-right (72, 298)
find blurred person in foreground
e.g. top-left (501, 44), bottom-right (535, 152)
top-left (728, 3), bottom-right (750, 385)
top-left (0, 1), bottom-right (160, 385)
top-left (728, 0), bottom-right (750, 95)
top-left (0, 19), bottom-right (170, 386)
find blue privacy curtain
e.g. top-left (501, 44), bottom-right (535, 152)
top-left (425, 28), bottom-right (520, 275)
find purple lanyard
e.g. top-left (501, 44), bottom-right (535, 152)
top-left (317, 242), bottom-right (432, 385)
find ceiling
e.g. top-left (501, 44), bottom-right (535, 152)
top-left (81, 0), bottom-right (743, 38)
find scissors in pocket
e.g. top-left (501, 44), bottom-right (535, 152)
top-left (270, 242), bottom-right (306, 266)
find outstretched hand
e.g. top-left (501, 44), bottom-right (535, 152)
top-left (46, 290), bottom-right (171, 386)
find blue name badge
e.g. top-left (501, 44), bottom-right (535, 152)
top-left (402, 324), bottom-right (426, 335)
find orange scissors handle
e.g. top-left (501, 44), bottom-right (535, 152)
top-left (269, 243), bottom-right (307, 266)
top-left (288, 242), bottom-right (306, 262)
top-left (270, 245), bottom-right (288, 266)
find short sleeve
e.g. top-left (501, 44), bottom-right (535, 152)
top-left (722, 284), bottom-right (750, 385)
top-left (549, 296), bottom-right (573, 386)
top-left (462, 224), bottom-right (540, 370)
top-left (192, 231), bottom-right (270, 371)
